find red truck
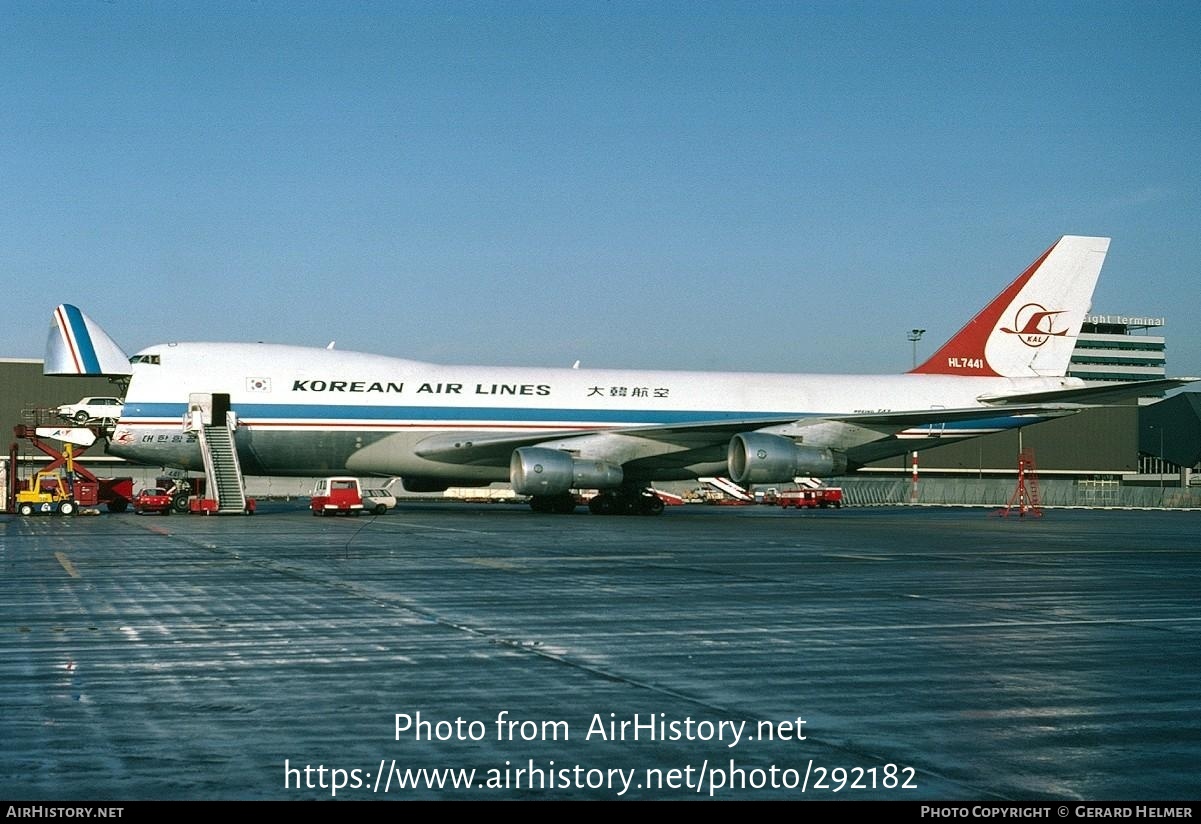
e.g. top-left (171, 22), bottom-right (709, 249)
top-left (777, 487), bottom-right (843, 509)
top-left (310, 477), bottom-right (365, 516)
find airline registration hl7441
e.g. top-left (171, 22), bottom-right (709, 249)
top-left (45, 236), bottom-right (1197, 515)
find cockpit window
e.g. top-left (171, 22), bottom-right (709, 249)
top-left (129, 354), bottom-right (161, 365)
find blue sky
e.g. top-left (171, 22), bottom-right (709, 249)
top-left (4, 1), bottom-right (1199, 377)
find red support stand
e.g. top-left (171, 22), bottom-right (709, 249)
top-left (995, 447), bottom-right (1043, 517)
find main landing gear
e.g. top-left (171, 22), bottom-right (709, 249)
top-left (528, 488), bottom-right (667, 516)
top-left (587, 488), bottom-right (665, 516)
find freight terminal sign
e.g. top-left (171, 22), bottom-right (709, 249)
top-left (1085, 314), bottom-right (1165, 327)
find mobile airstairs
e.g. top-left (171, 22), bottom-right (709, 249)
top-left (183, 393), bottom-right (253, 514)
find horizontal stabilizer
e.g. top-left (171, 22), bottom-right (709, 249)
top-left (979, 378), bottom-right (1200, 406)
top-left (45, 304), bottom-right (131, 377)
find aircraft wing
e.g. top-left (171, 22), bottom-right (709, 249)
top-left (412, 404), bottom-right (1084, 467)
top-left (412, 418), bottom-right (799, 466)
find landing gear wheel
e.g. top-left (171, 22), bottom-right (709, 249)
top-left (588, 493), bottom-right (615, 515)
top-left (587, 488), bottom-right (666, 515)
top-left (639, 493), bottom-right (665, 516)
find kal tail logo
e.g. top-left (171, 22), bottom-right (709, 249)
top-left (1000, 303), bottom-right (1069, 348)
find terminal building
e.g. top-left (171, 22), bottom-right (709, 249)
top-left (1069, 314), bottom-right (1167, 389)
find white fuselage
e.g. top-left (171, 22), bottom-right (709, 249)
top-left (106, 341), bottom-right (1079, 481)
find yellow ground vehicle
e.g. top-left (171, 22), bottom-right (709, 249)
top-left (13, 435), bottom-right (85, 516)
top-left (16, 470), bottom-right (77, 516)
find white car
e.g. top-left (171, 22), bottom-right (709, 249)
top-left (361, 488), bottom-right (397, 515)
top-left (56, 396), bottom-right (124, 424)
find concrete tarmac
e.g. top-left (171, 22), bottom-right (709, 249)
top-left (2, 503), bottom-right (1198, 800)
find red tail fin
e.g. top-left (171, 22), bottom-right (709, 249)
top-left (910, 236), bottom-right (1109, 378)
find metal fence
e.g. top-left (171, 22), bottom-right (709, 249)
top-left (839, 477), bottom-right (1201, 509)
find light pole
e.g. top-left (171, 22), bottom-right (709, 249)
top-left (1147, 423), bottom-right (1167, 508)
top-left (1150, 424), bottom-right (1164, 490)
top-left (907, 329), bottom-right (925, 369)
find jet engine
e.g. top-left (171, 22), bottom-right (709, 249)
top-left (727, 432), bottom-right (847, 484)
top-left (509, 447), bottom-right (623, 496)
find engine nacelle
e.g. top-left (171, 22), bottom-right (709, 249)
top-left (509, 447), bottom-right (623, 496)
top-left (727, 432), bottom-right (847, 484)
